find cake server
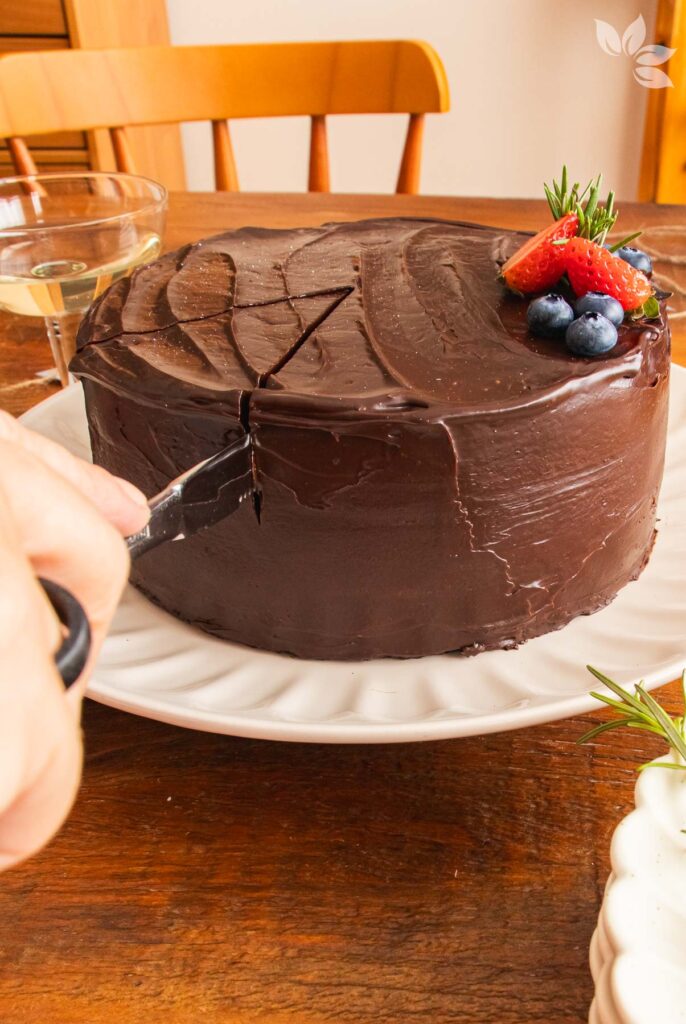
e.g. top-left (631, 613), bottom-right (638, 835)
top-left (125, 432), bottom-right (253, 558)
top-left (43, 433), bottom-right (254, 686)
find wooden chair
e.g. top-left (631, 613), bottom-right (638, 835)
top-left (639, 0), bottom-right (685, 202)
top-left (0, 41), bottom-right (450, 194)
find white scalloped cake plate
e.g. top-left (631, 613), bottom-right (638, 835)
top-left (22, 369), bottom-right (686, 744)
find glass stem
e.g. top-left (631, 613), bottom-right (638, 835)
top-left (45, 314), bottom-right (81, 388)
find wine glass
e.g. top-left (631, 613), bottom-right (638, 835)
top-left (0, 172), bottom-right (167, 386)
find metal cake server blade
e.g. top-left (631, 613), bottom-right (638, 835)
top-left (126, 432), bottom-right (254, 558)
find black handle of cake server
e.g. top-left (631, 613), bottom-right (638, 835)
top-left (44, 497), bottom-right (174, 686)
top-left (41, 577), bottom-right (92, 689)
top-left (44, 434), bottom-right (252, 686)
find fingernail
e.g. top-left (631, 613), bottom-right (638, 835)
top-left (116, 477), bottom-right (148, 508)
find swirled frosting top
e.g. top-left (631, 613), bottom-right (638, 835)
top-left (73, 218), bottom-right (667, 415)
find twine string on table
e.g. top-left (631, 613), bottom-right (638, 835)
top-left (0, 379), bottom-right (49, 395)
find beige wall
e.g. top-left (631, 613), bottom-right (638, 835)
top-left (167, 0), bottom-right (658, 199)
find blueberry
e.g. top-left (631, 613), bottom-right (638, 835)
top-left (527, 293), bottom-right (574, 337)
top-left (615, 245), bottom-right (652, 275)
top-left (574, 291), bottom-right (624, 328)
top-left (565, 312), bottom-right (618, 357)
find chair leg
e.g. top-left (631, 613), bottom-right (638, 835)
top-left (212, 120), bottom-right (239, 192)
top-left (110, 127), bottom-right (137, 174)
top-left (7, 137), bottom-right (38, 176)
top-left (308, 115), bottom-right (330, 192)
top-left (396, 113), bottom-right (425, 195)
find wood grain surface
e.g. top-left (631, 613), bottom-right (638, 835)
top-left (0, 192), bottom-right (684, 1024)
top-left (0, 0), bottom-right (66, 36)
top-left (0, 0), bottom-right (185, 188)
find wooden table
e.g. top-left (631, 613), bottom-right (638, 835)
top-left (1, 193), bottom-right (684, 1024)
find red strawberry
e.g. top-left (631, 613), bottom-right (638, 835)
top-left (563, 237), bottom-right (652, 311)
top-left (501, 212), bottom-right (578, 294)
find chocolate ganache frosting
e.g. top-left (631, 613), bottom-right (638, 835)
top-left (72, 218), bottom-right (670, 660)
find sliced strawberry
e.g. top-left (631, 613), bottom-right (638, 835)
top-left (501, 212), bottom-right (578, 294)
top-left (563, 237), bottom-right (653, 312)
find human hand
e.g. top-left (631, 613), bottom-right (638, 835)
top-left (0, 410), bottom-right (149, 870)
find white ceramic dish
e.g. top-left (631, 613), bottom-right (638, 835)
top-left (589, 754), bottom-right (686, 1023)
top-left (22, 370), bottom-right (686, 744)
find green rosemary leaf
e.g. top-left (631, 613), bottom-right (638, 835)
top-left (576, 179), bottom-right (592, 205)
top-left (608, 231), bottom-right (643, 252)
top-left (586, 667), bottom-right (650, 717)
top-left (637, 761), bottom-right (686, 773)
top-left (585, 186), bottom-right (599, 225)
top-left (544, 183), bottom-right (559, 219)
top-left (636, 685), bottom-right (686, 762)
top-left (626, 720), bottom-right (671, 736)
top-left (578, 718), bottom-right (634, 745)
top-left (587, 691), bottom-right (637, 716)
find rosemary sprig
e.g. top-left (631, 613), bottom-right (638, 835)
top-left (544, 165), bottom-right (582, 219)
top-left (544, 167), bottom-right (640, 249)
top-left (578, 666), bottom-right (686, 771)
top-left (575, 176), bottom-right (619, 245)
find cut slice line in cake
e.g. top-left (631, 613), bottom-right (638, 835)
top-left (74, 285), bottom-right (355, 403)
top-left (80, 235), bottom-right (359, 345)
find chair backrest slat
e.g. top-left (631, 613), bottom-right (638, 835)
top-left (0, 41), bottom-right (450, 194)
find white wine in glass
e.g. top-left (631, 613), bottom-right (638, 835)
top-left (0, 173), bottom-right (167, 386)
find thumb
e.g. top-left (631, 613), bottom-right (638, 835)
top-left (0, 411), bottom-right (149, 536)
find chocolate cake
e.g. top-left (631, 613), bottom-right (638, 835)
top-left (72, 218), bottom-right (670, 660)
